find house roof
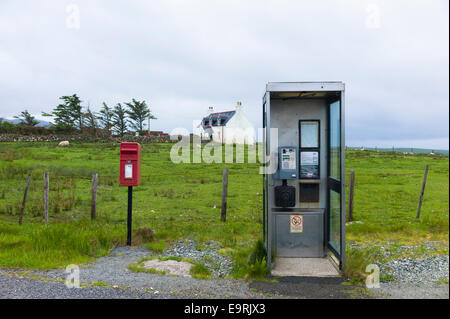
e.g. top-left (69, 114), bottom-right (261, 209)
top-left (202, 110), bottom-right (236, 127)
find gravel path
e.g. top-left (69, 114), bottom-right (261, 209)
top-left (9, 246), bottom-right (265, 299)
top-left (2, 241), bottom-right (447, 299)
top-left (372, 282), bottom-right (449, 299)
top-left (249, 276), bottom-right (369, 299)
top-left (0, 244), bottom-right (367, 299)
top-left (0, 274), bottom-right (175, 299)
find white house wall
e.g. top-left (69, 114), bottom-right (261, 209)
top-left (223, 110), bottom-right (255, 145)
top-left (197, 106), bottom-right (255, 145)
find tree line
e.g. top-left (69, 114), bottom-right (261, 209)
top-left (0, 94), bottom-right (156, 136)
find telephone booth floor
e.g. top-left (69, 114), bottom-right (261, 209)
top-left (271, 258), bottom-right (340, 277)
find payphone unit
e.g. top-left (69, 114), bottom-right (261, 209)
top-left (274, 146), bottom-right (298, 208)
top-left (263, 82), bottom-right (346, 270)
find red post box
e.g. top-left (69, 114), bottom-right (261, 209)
top-left (120, 143), bottom-right (141, 186)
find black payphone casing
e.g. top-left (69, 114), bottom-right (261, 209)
top-left (275, 183), bottom-right (296, 207)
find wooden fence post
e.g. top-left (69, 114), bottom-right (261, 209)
top-left (221, 168), bottom-right (229, 222)
top-left (43, 171), bottom-right (49, 223)
top-left (348, 170), bottom-right (355, 222)
top-left (91, 173), bottom-right (98, 220)
top-left (18, 174), bottom-right (31, 225)
top-left (416, 165), bottom-right (429, 219)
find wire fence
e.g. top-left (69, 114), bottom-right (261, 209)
top-left (0, 162), bottom-right (447, 228)
top-left (0, 168), bottom-right (264, 224)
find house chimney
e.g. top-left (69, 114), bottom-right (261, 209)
top-left (208, 106), bottom-right (214, 115)
top-left (236, 101), bottom-right (243, 111)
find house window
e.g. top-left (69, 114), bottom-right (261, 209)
top-left (204, 120), bottom-right (209, 126)
top-left (212, 119), bottom-right (217, 126)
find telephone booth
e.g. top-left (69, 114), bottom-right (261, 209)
top-left (262, 82), bottom-right (346, 275)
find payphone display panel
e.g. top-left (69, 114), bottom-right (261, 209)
top-left (300, 151), bottom-right (320, 179)
top-left (299, 120), bottom-right (320, 179)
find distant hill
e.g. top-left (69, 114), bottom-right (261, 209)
top-left (0, 118), bottom-right (52, 128)
top-left (347, 146), bottom-right (449, 156)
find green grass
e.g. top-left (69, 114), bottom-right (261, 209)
top-left (0, 218), bottom-right (124, 269)
top-left (91, 281), bottom-right (108, 287)
top-left (343, 246), bottom-right (384, 284)
top-left (0, 142), bottom-right (262, 272)
top-left (0, 142), bottom-right (448, 280)
top-left (146, 240), bottom-right (167, 253)
top-left (128, 264), bottom-right (166, 275)
top-left (190, 263), bottom-right (211, 279)
top-left (345, 150), bottom-right (449, 243)
top-left (436, 277), bottom-right (449, 284)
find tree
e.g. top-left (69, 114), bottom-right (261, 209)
top-left (83, 107), bottom-right (98, 135)
top-left (98, 102), bottom-right (114, 133)
top-left (124, 99), bottom-right (156, 134)
top-left (112, 103), bottom-right (127, 137)
top-left (14, 110), bottom-right (39, 126)
top-left (42, 94), bottom-right (84, 130)
top-left (0, 118), bottom-right (16, 133)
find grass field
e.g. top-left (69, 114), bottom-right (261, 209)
top-left (0, 142), bottom-right (448, 279)
top-left (346, 150), bottom-right (448, 243)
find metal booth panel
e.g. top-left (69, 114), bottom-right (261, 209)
top-left (274, 210), bottom-right (325, 258)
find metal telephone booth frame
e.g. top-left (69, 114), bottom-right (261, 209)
top-left (262, 82), bottom-right (346, 271)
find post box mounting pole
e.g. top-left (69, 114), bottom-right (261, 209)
top-left (127, 186), bottom-right (133, 246)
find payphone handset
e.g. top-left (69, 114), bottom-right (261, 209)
top-left (275, 146), bottom-right (299, 180)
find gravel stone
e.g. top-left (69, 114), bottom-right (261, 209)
top-left (142, 259), bottom-right (192, 277)
top-left (0, 274), bottom-right (176, 299)
top-left (380, 255), bottom-right (449, 284)
top-left (161, 240), bottom-right (233, 278)
top-left (349, 241), bottom-right (449, 285)
top-left (372, 282), bottom-right (449, 299)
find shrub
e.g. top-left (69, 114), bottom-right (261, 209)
top-left (343, 246), bottom-right (383, 284)
top-left (247, 239), bottom-right (266, 265)
top-left (133, 226), bottom-right (155, 245)
top-left (190, 263), bottom-right (211, 279)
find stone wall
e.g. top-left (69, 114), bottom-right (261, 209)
top-left (0, 134), bottom-right (173, 143)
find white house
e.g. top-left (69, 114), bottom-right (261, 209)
top-left (197, 102), bottom-right (255, 145)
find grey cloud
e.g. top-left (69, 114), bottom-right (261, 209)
top-left (0, 0), bottom-right (448, 149)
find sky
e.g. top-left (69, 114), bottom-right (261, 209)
top-left (0, 0), bottom-right (448, 149)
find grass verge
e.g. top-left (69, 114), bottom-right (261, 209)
top-left (0, 219), bottom-right (124, 269)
